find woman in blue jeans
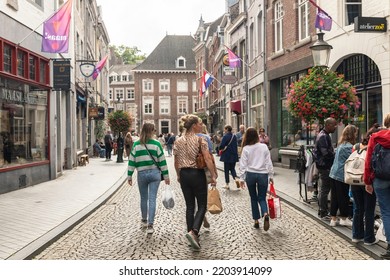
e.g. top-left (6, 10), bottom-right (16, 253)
top-left (238, 127), bottom-right (274, 230)
top-left (128, 123), bottom-right (170, 234)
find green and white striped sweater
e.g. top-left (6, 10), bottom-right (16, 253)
top-left (127, 139), bottom-right (169, 180)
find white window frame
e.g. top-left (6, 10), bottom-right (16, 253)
top-left (143, 79), bottom-right (153, 92)
top-left (159, 79), bottom-right (170, 92)
top-left (298, 0), bottom-right (309, 41)
top-left (192, 96), bottom-right (198, 113)
top-left (177, 79), bottom-right (188, 92)
top-left (143, 96), bottom-right (153, 115)
top-left (345, 0), bottom-right (362, 26)
top-left (176, 56), bottom-right (186, 68)
top-left (274, 0), bottom-right (284, 53)
top-left (115, 88), bottom-right (124, 101)
top-left (126, 103), bottom-right (137, 117)
top-left (127, 88), bottom-right (135, 100)
top-left (159, 97), bottom-right (170, 114)
top-left (177, 96), bottom-right (188, 114)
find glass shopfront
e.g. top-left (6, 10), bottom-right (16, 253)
top-left (0, 77), bottom-right (48, 168)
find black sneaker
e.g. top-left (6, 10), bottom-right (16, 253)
top-left (254, 220), bottom-right (260, 229)
top-left (263, 215), bottom-right (270, 231)
top-left (381, 245), bottom-right (390, 260)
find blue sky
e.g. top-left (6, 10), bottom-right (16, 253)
top-left (96, 0), bottom-right (226, 55)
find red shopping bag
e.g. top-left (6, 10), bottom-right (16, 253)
top-left (267, 182), bottom-right (281, 219)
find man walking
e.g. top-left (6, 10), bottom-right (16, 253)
top-left (314, 117), bottom-right (337, 219)
top-left (104, 131), bottom-right (113, 161)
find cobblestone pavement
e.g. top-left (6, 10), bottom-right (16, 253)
top-left (35, 157), bottom-right (372, 260)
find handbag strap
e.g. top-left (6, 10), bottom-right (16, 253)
top-left (222, 134), bottom-right (235, 151)
top-left (143, 144), bottom-right (161, 171)
top-left (198, 137), bottom-right (203, 153)
top-left (269, 182), bottom-right (277, 197)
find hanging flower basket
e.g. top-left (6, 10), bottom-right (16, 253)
top-left (286, 66), bottom-right (360, 125)
top-left (108, 111), bottom-right (132, 135)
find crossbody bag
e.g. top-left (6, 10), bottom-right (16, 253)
top-left (144, 144), bottom-right (164, 181)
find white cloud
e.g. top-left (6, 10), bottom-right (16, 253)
top-left (96, 0), bottom-right (226, 55)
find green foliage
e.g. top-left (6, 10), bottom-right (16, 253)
top-left (111, 45), bottom-right (146, 64)
top-left (95, 120), bottom-right (106, 139)
top-left (108, 111), bottom-right (132, 135)
top-left (286, 67), bottom-right (360, 125)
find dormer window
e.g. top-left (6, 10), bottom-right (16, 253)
top-left (176, 56), bottom-right (186, 68)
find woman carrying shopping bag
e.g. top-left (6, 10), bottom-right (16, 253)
top-left (128, 123), bottom-right (170, 235)
top-left (238, 127), bottom-right (274, 231)
top-left (174, 114), bottom-right (217, 250)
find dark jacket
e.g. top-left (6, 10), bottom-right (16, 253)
top-left (314, 129), bottom-right (335, 170)
top-left (219, 132), bottom-right (239, 163)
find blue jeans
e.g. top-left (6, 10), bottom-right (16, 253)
top-left (137, 168), bottom-right (161, 225)
top-left (373, 177), bottom-right (390, 244)
top-left (167, 144), bottom-right (173, 156)
top-left (351, 185), bottom-right (377, 242)
top-left (245, 172), bottom-right (269, 220)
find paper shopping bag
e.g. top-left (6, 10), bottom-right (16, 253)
top-left (267, 182), bottom-right (281, 219)
top-left (207, 186), bottom-right (223, 214)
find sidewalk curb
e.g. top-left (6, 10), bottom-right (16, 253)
top-left (7, 171), bottom-right (128, 260)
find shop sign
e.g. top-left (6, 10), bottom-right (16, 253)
top-left (354, 17), bottom-right (387, 32)
top-left (222, 75), bottom-right (238, 84)
top-left (89, 107), bottom-right (98, 119)
top-left (53, 59), bottom-right (71, 90)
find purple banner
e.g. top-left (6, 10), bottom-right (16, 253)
top-left (42, 0), bottom-right (73, 53)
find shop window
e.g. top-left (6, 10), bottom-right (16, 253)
top-left (1, 80), bottom-right (48, 168)
top-left (17, 51), bottom-right (26, 77)
top-left (3, 44), bottom-right (12, 73)
top-left (29, 56), bottom-right (36, 80)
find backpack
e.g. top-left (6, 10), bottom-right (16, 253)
top-left (371, 143), bottom-right (390, 180)
top-left (344, 144), bottom-right (366, 185)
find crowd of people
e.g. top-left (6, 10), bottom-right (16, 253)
top-left (314, 114), bottom-right (390, 259)
top-left (123, 115), bottom-right (274, 251)
top-left (104, 112), bottom-right (390, 259)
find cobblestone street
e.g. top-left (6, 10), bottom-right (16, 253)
top-left (35, 157), bottom-right (372, 260)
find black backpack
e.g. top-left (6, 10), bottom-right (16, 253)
top-left (371, 143), bottom-right (390, 180)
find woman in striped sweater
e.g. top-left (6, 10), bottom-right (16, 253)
top-left (128, 123), bottom-right (170, 234)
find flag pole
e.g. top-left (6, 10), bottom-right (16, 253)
top-left (204, 69), bottom-right (222, 85)
top-left (17, 23), bottom-right (44, 46)
top-left (307, 0), bottom-right (349, 36)
top-left (18, 0), bottom-right (74, 47)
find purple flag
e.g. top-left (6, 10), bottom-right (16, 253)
top-left (42, 0), bottom-right (73, 53)
top-left (315, 10), bottom-right (332, 31)
top-left (227, 47), bottom-right (241, 68)
top-left (92, 55), bottom-right (108, 80)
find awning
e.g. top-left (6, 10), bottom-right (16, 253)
top-left (77, 93), bottom-right (86, 104)
top-left (230, 100), bottom-right (242, 114)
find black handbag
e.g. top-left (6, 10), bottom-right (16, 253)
top-left (144, 144), bottom-right (164, 181)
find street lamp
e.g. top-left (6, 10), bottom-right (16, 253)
top-left (310, 32), bottom-right (333, 67)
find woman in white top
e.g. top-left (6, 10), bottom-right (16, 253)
top-left (239, 127), bottom-right (274, 230)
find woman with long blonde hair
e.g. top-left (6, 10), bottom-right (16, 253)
top-left (174, 114), bottom-right (217, 250)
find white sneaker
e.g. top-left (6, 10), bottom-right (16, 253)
top-left (352, 238), bottom-right (364, 243)
top-left (223, 184), bottom-right (230, 189)
top-left (329, 219), bottom-right (337, 227)
top-left (146, 224), bottom-right (154, 234)
top-left (339, 218), bottom-right (353, 227)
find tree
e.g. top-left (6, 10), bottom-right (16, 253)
top-left (286, 66), bottom-right (360, 125)
top-left (112, 45), bottom-right (146, 64)
top-left (108, 111), bottom-right (132, 135)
